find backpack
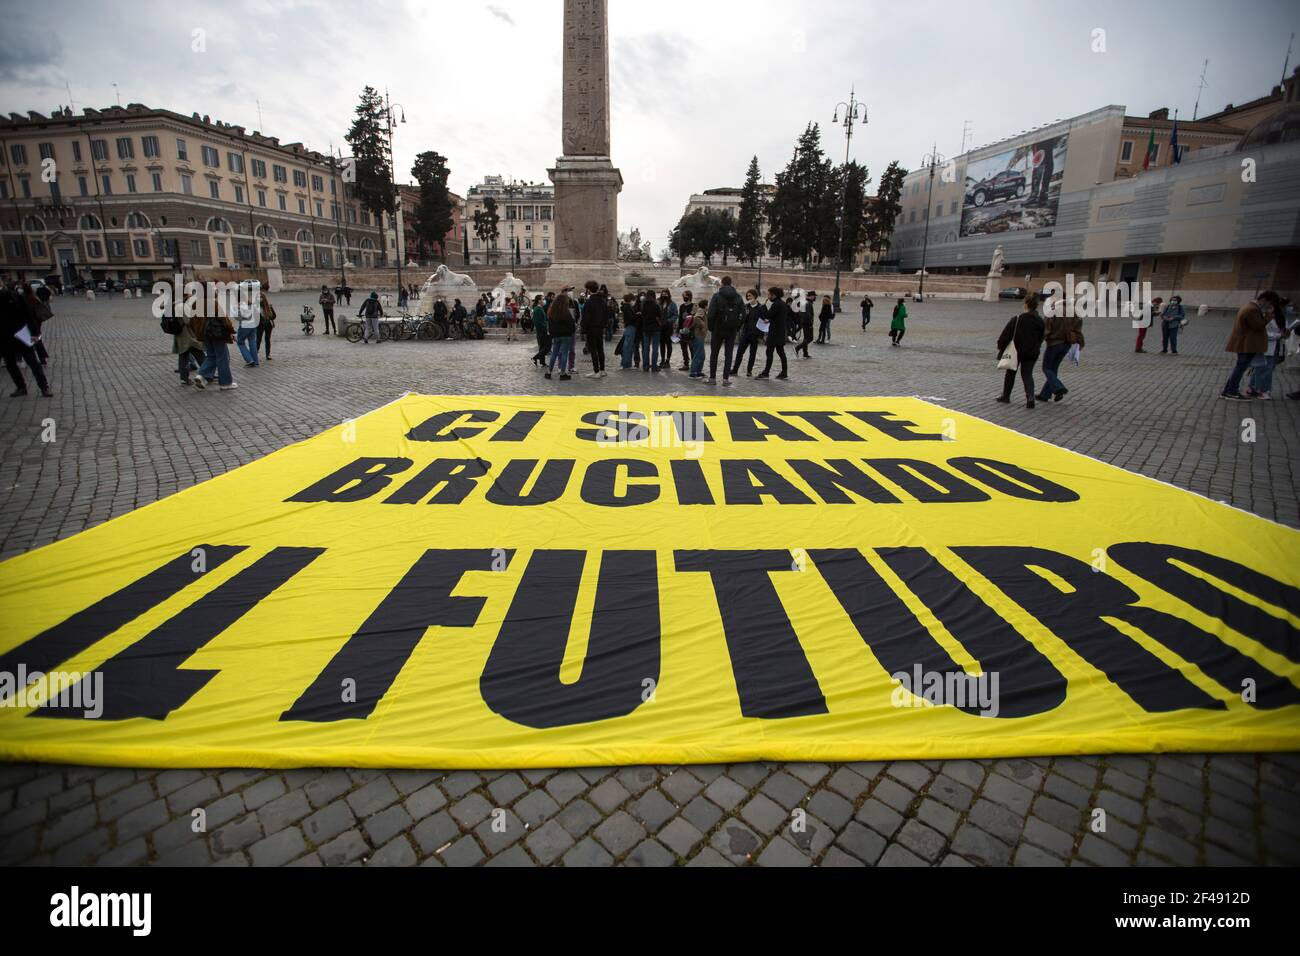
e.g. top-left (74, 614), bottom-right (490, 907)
top-left (160, 315), bottom-right (183, 335)
top-left (718, 296), bottom-right (744, 336)
top-left (204, 315), bottom-right (226, 341)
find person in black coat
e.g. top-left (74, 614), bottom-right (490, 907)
top-left (796, 290), bottom-right (816, 357)
top-left (731, 289), bottom-right (767, 377)
top-left (997, 294), bottom-right (1047, 408)
top-left (756, 287), bottom-right (790, 379)
top-left (816, 295), bottom-right (833, 344)
top-left (580, 280), bottom-right (610, 377)
top-left (1, 286), bottom-right (52, 396)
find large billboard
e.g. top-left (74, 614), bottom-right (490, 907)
top-left (960, 133), bottom-right (1068, 237)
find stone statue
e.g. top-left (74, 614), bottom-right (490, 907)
top-left (419, 264), bottom-right (478, 304)
top-left (492, 272), bottom-right (526, 310)
top-left (670, 265), bottom-right (721, 302)
top-left (988, 245), bottom-right (1005, 277)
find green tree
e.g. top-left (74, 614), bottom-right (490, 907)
top-left (473, 196), bottom-right (500, 265)
top-left (734, 156), bottom-right (766, 265)
top-left (866, 160), bottom-right (907, 262)
top-left (768, 124), bottom-right (834, 266)
top-left (345, 87), bottom-right (394, 254)
top-left (411, 151), bottom-right (453, 262)
top-left (830, 160), bottom-right (872, 269)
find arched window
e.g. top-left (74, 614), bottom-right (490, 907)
top-left (206, 217), bottom-right (232, 233)
top-left (126, 212), bottom-right (151, 229)
top-left (296, 229), bottom-right (313, 243)
top-left (22, 215), bottom-right (45, 232)
top-left (359, 238), bottom-right (375, 250)
top-left (80, 213), bottom-right (103, 231)
top-left (255, 224), bottom-right (277, 241)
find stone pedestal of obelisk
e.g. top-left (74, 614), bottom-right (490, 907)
top-left (545, 0), bottom-right (625, 295)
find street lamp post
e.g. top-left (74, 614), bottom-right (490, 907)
top-left (917, 144), bottom-right (945, 302)
top-left (383, 90), bottom-right (406, 303)
top-left (831, 87), bottom-right (867, 314)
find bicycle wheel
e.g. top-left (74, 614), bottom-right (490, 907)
top-left (345, 323), bottom-right (363, 343)
top-left (378, 323), bottom-right (392, 343)
top-left (417, 320), bottom-right (435, 341)
top-left (469, 323), bottom-right (484, 340)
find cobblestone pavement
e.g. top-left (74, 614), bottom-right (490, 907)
top-left (1, 291), bottom-right (1297, 867)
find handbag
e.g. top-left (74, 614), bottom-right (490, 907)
top-left (997, 316), bottom-right (1020, 370)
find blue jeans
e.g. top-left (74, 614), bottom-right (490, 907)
top-left (640, 330), bottom-right (659, 370)
top-left (1161, 321), bottom-right (1180, 353)
top-left (548, 336), bottom-right (573, 374)
top-left (619, 326), bottom-right (637, 368)
top-left (1223, 353), bottom-right (1256, 395)
top-left (689, 337), bottom-right (706, 376)
top-left (237, 327), bottom-right (258, 365)
top-left (198, 340), bottom-right (233, 386)
top-left (1250, 355), bottom-right (1278, 394)
top-left (1039, 342), bottom-right (1070, 398)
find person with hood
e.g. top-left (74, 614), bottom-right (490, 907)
top-left (890, 297), bottom-right (908, 345)
top-left (358, 291), bottom-right (385, 343)
top-left (319, 285), bottom-right (337, 335)
top-left (1160, 295), bottom-right (1186, 355)
top-left (731, 288), bottom-right (767, 378)
top-left (546, 288), bottom-right (577, 380)
top-left (755, 286), bottom-right (791, 380)
top-left (530, 294), bottom-right (550, 367)
top-left (640, 289), bottom-right (663, 372)
top-left (1, 285), bottom-right (52, 397)
top-left (706, 276), bottom-right (745, 385)
top-left (996, 294), bottom-right (1046, 408)
top-left (1220, 291), bottom-right (1278, 400)
top-left (581, 280), bottom-right (610, 378)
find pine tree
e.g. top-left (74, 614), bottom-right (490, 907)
top-left (769, 124), bottom-right (833, 266)
top-left (865, 160), bottom-right (907, 262)
top-left (829, 160), bottom-right (872, 269)
top-left (345, 87), bottom-right (394, 224)
top-left (473, 196), bottom-right (500, 265)
top-left (734, 156), bottom-right (766, 265)
top-left (411, 151), bottom-right (453, 262)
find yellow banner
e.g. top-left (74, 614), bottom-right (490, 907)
top-left (1, 394), bottom-right (1297, 768)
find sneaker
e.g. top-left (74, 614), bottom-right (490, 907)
top-left (560, 373), bottom-right (571, 381)
top-left (599, 370), bottom-right (607, 378)
top-left (9, 388), bottom-right (28, 397)
top-left (585, 372), bottom-right (600, 379)
top-left (1027, 400), bottom-right (1036, 409)
top-left (1136, 348), bottom-right (1146, 353)
top-left (996, 396), bottom-right (1010, 404)
top-left (755, 372), bottom-right (770, 379)
top-left (1257, 392), bottom-right (1271, 400)
top-left (40, 387), bottom-right (52, 397)
top-left (1220, 391), bottom-right (1245, 400)
top-left (220, 383), bottom-right (239, 391)
top-left (722, 378), bottom-right (732, 387)
top-left (776, 372), bottom-right (788, 380)
top-left (1288, 391), bottom-right (1300, 400)
top-left (1054, 388), bottom-right (1068, 402)
top-left (245, 362), bottom-right (257, 368)
top-left (544, 372), bottom-right (552, 379)
top-left (191, 375), bottom-right (206, 390)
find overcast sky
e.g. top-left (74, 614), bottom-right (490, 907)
top-left (2, 0), bottom-right (1296, 258)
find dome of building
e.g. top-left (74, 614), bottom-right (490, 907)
top-left (1236, 105), bottom-right (1300, 150)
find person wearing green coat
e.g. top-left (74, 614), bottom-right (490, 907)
top-left (890, 298), bottom-right (908, 345)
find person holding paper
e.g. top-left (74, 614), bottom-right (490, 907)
top-left (1, 284), bottom-right (52, 397)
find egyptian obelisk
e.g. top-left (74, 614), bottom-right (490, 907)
top-left (546, 0), bottom-right (624, 294)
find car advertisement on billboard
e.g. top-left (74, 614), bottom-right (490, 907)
top-left (959, 133), bottom-right (1069, 237)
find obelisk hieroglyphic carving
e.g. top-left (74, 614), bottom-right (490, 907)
top-left (561, 0), bottom-right (610, 156)
top-left (548, 0), bottom-right (623, 288)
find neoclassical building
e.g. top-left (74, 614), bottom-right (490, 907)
top-left (0, 102), bottom-right (388, 284)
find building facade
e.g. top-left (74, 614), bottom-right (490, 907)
top-left (462, 175), bottom-right (555, 266)
top-left (0, 103), bottom-right (387, 285)
top-left (397, 184), bottom-right (463, 265)
top-left (888, 69), bottom-right (1300, 303)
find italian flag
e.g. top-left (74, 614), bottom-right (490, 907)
top-left (1142, 128), bottom-right (1157, 170)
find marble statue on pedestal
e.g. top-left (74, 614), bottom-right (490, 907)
top-left (670, 265), bottom-right (721, 303)
top-left (492, 272), bottom-right (526, 310)
top-left (419, 264), bottom-right (478, 306)
top-left (982, 245), bottom-right (1007, 302)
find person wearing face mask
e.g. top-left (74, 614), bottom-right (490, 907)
top-left (755, 287), bottom-right (790, 380)
top-left (732, 288), bottom-right (767, 378)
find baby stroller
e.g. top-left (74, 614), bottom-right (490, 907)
top-left (300, 306), bottom-right (316, 335)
